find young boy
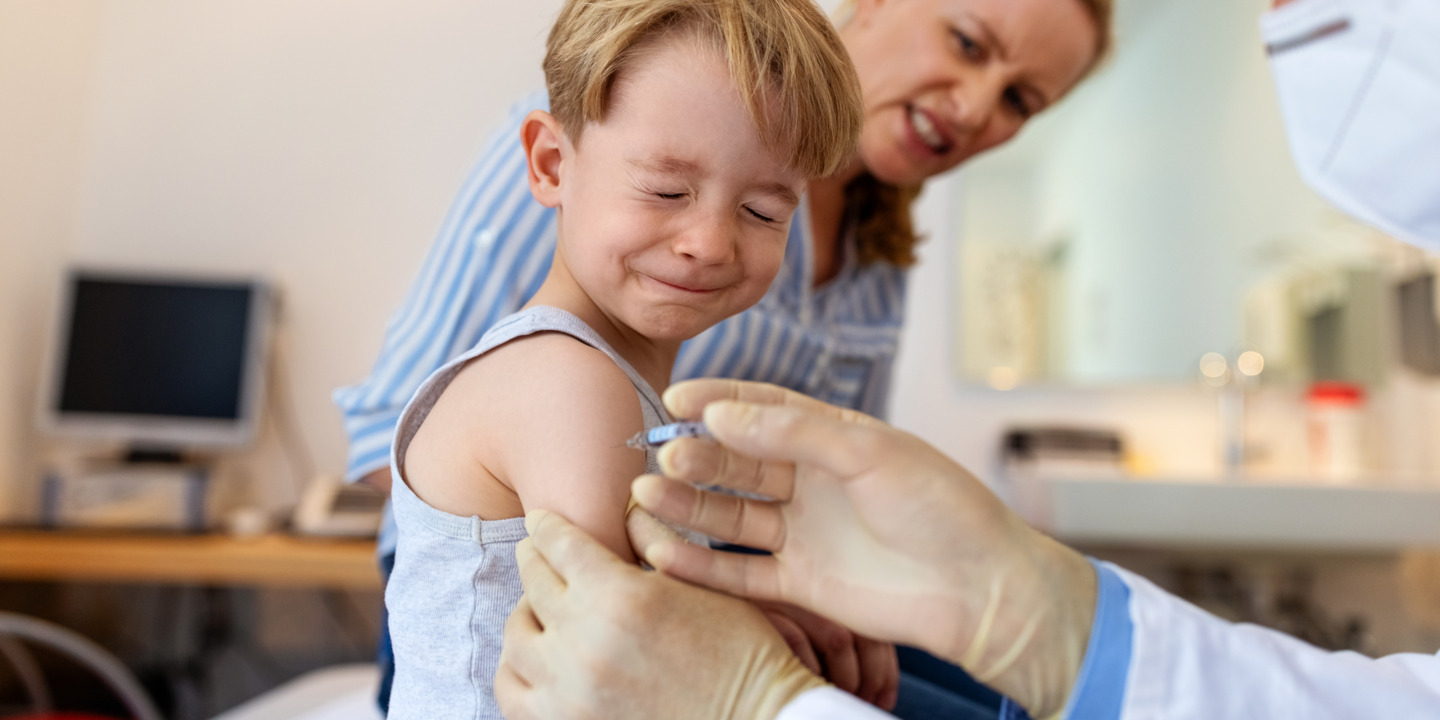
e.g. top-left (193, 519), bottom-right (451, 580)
top-left (383, 0), bottom-right (862, 717)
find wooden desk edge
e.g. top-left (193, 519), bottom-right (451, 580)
top-left (0, 530), bottom-right (381, 589)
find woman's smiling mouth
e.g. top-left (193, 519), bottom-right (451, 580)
top-left (906, 104), bottom-right (953, 156)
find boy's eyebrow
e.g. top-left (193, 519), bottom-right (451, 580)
top-left (630, 155), bottom-right (801, 207)
top-left (755, 182), bottom-right (801, 208)
top-left (629, 156), bottom-right (704, 177)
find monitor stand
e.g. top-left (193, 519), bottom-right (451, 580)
top-left (123, 447), bottom-right (186, 465)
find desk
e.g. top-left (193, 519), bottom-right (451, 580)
top-left (0, 530), bottom-right (380, 589)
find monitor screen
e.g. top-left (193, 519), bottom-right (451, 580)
top-left (42, 271), bottom-right (271, 450)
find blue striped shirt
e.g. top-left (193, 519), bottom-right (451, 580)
top-left (333, 93), bottom-right (909, 553)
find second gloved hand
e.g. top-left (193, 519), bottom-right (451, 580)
top-left (496, 509), bottom-right (828, 720)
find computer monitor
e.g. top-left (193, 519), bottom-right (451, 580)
top-left (38, 269), bottom-right (273, 454)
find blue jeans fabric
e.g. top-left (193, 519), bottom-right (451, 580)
top-left (892, 645), bottom-right (1003, 720)
top-left (374, 549), bottom-right (1009, 719)
top-left (377, 550), bottom-right (395, 714)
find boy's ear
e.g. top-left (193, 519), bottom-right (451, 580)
top-left (521, 110), bottom-right (566, 208)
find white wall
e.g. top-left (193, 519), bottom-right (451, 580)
top-left (0, 2), bottom-right (107, 519)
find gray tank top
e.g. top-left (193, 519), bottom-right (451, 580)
top-left (385, 306), bottom-right (670, 720)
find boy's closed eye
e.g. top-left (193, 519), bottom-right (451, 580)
top-left (746, 206), bottom-right (778, 223)
top-left (647, 189), bottom-right (789, 225)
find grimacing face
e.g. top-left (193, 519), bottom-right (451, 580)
top-left (841, 0), bottom-right (1100, 185)
top-left (529, 39), bottom-right (805, 343)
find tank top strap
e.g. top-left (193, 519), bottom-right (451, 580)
top-left (482, 306), bottom-right (670, 428)
top-left (393, 305), bottom-right (673, 489)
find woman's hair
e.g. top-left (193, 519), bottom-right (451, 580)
top-left (543, 0), bottom-right (864, 180)
top-left (1075, 0), bottom-right (1115, 73)
top-left (849, 175), bottom-right (924, 267)
top-left (844, 0), bottom-right (1114, 268)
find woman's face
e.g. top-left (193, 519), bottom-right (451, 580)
top-left (842, 0), bottom-right (1099, 185)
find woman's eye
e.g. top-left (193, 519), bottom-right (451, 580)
top-left (1003, 88), bottom-right (1033, 119)
top-left (951, 29), bottom-right (981, 59)
top-left (746, 207), bottom-right (778, 224)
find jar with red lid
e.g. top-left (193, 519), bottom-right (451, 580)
top-left (1307, 381), bottom-right (1365, 482)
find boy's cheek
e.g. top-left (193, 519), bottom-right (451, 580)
top-left (757, 243), bottom-right (788, 282)
top-left (738, 252), bottom-right (787, 304)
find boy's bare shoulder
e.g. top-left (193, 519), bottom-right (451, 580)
top-left (452, 331), bottom-right (645, 472)
top-left (463, 330), bottom-right (642, 413)
top-left (406, 331), bottom-right (646, 520)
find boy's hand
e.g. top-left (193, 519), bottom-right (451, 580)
top-left (628, 503), bottom-right (898, 710)
top-left (756, 601), bottom-right (900, 711)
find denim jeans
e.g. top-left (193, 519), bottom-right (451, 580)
top-left (376, 550), bottom-right (395, 714)
top-left (892, 645), bottom-right (1003, 719)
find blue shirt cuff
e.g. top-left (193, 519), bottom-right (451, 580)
top-left (991, 559), bottom-right (1133, 720)
top-left (1060, 559), bottom-right (1133, 719)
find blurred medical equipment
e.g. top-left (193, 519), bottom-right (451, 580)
top-left (1306, 381), bottom-right (1366, 480)
top-left (1002, 427), bottom-right (1125, 479)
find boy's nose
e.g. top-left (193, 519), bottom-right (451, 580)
top-left (673, 218), bottom-right (737, 265)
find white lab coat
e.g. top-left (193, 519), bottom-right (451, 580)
top-left (775, 567), bottom-right (1440, 719)
top-left (1117, 566), bottom-right (1440, 718)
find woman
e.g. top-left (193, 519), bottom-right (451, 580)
top-left (333, 0), bottom-right (1111, 714)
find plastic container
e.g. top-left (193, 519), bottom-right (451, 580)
top-left (1307, 381), bottom-right (1366, 482)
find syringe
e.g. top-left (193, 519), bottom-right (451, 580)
top-left (625, 420), bottom-right (713, 450)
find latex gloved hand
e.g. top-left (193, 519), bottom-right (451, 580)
top-left (630, 379), bottom-right (1098, 719)
top-left (496, 509), bottom-right (827, 720)
top-left (627, 505), bottom-right (899, 710)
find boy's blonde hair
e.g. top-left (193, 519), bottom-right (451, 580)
top-left (544, 0), bottom-right (862, 179)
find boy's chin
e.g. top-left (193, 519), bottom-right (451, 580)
top-left (629, 309), bottom-right (735, 343)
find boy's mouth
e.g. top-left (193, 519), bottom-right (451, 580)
top-left (643, 274), bottom-right (725, 294)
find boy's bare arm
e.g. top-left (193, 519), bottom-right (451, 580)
top-left (491, 334), bottom-right (647, 564)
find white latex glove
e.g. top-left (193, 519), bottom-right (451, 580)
top-left (495, 509), bottom-right (828, 720)
top-left (631, 379), bottom-right (1098, 719)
